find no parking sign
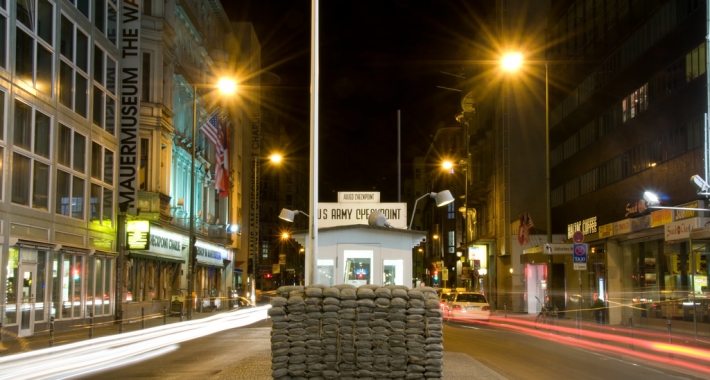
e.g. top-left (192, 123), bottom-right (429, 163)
top-left (573, 243), bottom-right (587, 270)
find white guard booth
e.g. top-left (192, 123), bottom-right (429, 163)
top-left (290, 191), bottom-right (426, 288)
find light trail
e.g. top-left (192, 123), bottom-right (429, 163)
top-left (0, 306), bottom-right (270, 380)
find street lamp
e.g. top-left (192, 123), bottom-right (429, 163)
top-left (278, 208), bottom-right (310, 222)
top-left (408, 190), bottom-right (455, 229)
top-left (643, 191), bottom-right (710, 211)
top-left (250, 153), bottom-right (284, 307)
top-left (501, 53), bottom-right (550, 244)
top-left (187, 77), bottom-right (237, 321)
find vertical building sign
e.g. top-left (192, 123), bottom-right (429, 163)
top-left (250, 121), bottom-right (261, 264)
top-left (118, 0), bottom-right (141, 214)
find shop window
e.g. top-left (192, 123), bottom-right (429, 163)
top-left (35, 250), bottom-right (47, 322)
top-left (4, 248), bottom-right (19, 324)
top-left (343, 250), bottom-right (373, 286)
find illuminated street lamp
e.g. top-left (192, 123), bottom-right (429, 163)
top-left (187, 77), bottom-right (237, 321)
top-left (408, 190), bottom-right (455, 229)
top-left (501, 53), bottom-right (550, 244)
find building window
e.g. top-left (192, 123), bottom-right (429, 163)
top-left (94, 0), bottom-right (118, 46)
top-left (139, 137), bottom-right (149, 190)
top-left (16, 0), bottom-right (54, 95)
top-left (69, 0), bottom-right (90, 19)
top-left (56, 124), bottom-right (86, 219)
top-left (12, 100), bottom-right (51, 210)
top-left (0, 90), bottom-right (5, 200)
top-left (262, 240), bottom-right (269, 258)
top-left (142, 0), bottom-right (151, 16)
top-left (141, 52), bottom-right (151, 102)
top-left (92, 46), bottom-right (117, 134)
top-left (0, 2), bottom-right (8, 69)
top-left (447, 202), bottom-right (455, 219)
top-left (59, 15), bottom-right (89, 118)
top-left (89, 141), bottom-right (115, 226)
top-left (447, 231), bottom-right (455, 254)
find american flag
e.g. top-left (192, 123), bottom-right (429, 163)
top-left (199, 112), bottom-right (229, 196)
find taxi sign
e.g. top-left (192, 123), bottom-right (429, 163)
top-left (573, 243), bottom-right (587, 270)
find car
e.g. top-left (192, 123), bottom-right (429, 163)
top-left (437, 288), bottom-right (456, 309)
top-left (443, 291), bottom-right (490, 322)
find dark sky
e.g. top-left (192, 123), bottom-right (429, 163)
top-left (220, 1), bottom-right (490, 202)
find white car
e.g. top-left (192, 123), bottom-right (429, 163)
top-left (444, 292), bottom-right (490, 322)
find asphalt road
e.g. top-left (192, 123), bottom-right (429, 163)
top-left (443, 319), bottom-right (708, 380)
top-left (71, 316), bottom-right (709, 380)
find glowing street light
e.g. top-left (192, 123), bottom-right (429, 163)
top-left (501, 53), bottom-right (523, 71)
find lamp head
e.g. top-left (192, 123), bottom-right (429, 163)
top-left (278, 208), bottom-right (295, 222)
top-left (433, 190), bottom-right (455, 207)
top-left (226, 224), bottom-right (240, 233)
top-left (368, 210), bottom-right (392, 228)
top-left (216, 78), bottom-right (237, 95)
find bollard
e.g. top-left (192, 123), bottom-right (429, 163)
top-left (118, 310), bottom-right (123, 334)
top-left (667, 319), bottom-right (672, 359)
top-left (49, 317), bottom-right (55, 347)
top-left (141, 307), bottom-right (145, 330)
top-left (504, 303), bottom-right (507, 318)
top-left (89, 312), bottom-right (94, 339)
top-left (163, 306), bottom-right (167, 325)
top-left (629, 316), bottom-right (633, 350)
top-left (180, 307), bottom-right (184, 322)
top-left (599, 311), bottom-right (604, 344)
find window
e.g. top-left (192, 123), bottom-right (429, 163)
top-left (447, 202), bottom-right (455, 219)
top-left (0, 90), bottom-right (5, 200)
top-left (86, 256), bottom-right (112, 316)
top-left (139, 137), bottom-right (149, 190)
top-left (142, 52), bottom-right (151, 101)
top-left (343, 250), bottom-right (373, 286)
top-left (59, 15), bottom-right (89, 118)
top-left (69, 0), bottom-right (89, 19)
top-left (0, 2), bottom-right (8, 69)
top-left (16, 0), bottom-right (54, 95)
top-left (142, 0), bottom-right (151, 15)
top-left (89, 141), bottom-right (114, 226)
top-left (56, 124), bottom-right (86, 219)
top-left (92, 46), bottom-right (117, 133)
top-left (12, 100), bottom-right (51, 210)
top-left (94, 0), bottom-right (118, 45)
top-left (447, 231), bottom-right (455, 254)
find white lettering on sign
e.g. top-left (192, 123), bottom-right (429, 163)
top-left (118, 0), bottom-right (141, 215)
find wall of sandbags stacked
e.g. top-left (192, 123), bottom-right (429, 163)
top-left (268, 284), bottom-right (444, 379)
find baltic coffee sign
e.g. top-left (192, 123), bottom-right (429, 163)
top-left (118, 0), bottom-right (141, 214)
top-left (318, 202), bottom-right (408, 228)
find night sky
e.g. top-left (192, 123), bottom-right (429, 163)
top-left (220, 1), bottom-right (490, 202)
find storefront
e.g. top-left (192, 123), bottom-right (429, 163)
top-left (4, 240), bottom-right (115, 337)
top-left (194, 239), bottom-right (231, 310)
top-left (126, 223), bottom-right (185, 318)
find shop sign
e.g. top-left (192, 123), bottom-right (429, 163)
top-left (338, 191), bottom-right (380, 203)
top-left (674, 201), bottom-right (706, 221)
top-left (625, 199), bottom-right (648, 217)
top-left (468, 245), bottom-right (487, 269)
top-left (613, 219), bottom-right (632, 235)
top-left (273, 263), bottom-right (281, 274)
top-left (630, 215), bottom-right (652, 232)
top-left (146, 226), bottom-right (182, 257)
top-left (598, 223), bottom-right (614, 238)
top-left (665, 217), bottom-right (710, 241)
top-left (318, 202), bottom-right (407, 228)
top-left (195, 240), bottom-right (230, 266)
top-left (279, 254), bottom-right (286, 265)
top-left (567, 217), bottom-right (597, 239)
top-left (650, 209), bottom-right (673, 227)
top-left (126, 220), bottom-right (150, 250)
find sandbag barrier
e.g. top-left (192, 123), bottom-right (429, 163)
top-left (268, 284), bottom-right (444, 379)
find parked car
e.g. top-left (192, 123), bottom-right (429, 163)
top-left (437, 288), bottom-right (456, 309)
top-left (443, 291), bottom-right (490, 322)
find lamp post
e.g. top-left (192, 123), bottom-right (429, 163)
top-left (249, 153), bottom-right (283, 307)
top-left (187, 78), bottom-right (236, 321)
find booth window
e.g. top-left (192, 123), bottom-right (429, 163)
top-left (383, 259), bottom-right (403, 286)
top-left (343, 250), bottom-right (373, 286)
top-left (317, 259), bottom-right (334, 286)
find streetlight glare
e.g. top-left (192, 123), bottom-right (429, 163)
top-left (269, 154), bottom-right (283, 163)
top-left (282, 232), bottom-right (290, 239)
top-left (501, 53), bottom-right (523, 71)
top-left (216, 78), bottom-right (238, 94)
top-left (442, 160), bottom-right (454, 170)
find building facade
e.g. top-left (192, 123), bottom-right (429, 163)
top-left (1, 0), bottom-right (255, 338)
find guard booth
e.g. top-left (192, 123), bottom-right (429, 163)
top-left (293, 224), bottom-right (426, 287)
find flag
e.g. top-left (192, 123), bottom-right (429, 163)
top-left (216, 122), bottom-right (230, 198)
top-left (199, 112), bottom-right (228, 196)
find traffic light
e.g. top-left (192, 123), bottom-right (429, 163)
top-left (697, 253), bottom-right (707, 274)
top-left (433, 270), bottom-right (439, 281)
top-left (73, 268), bottom-right (81, 280)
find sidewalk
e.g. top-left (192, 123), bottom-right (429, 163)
top-left (0, 307), bottom-right (232, 356)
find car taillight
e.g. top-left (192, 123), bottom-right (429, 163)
top-left (482, 306), bottom-right (490, 311)
top-left (452, 305), bottom-right (462, 311)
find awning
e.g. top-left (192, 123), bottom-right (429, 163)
top-left (129, 251), bottom-right (184, 264)
top-left (196, 255), bottom-right (226, 268)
